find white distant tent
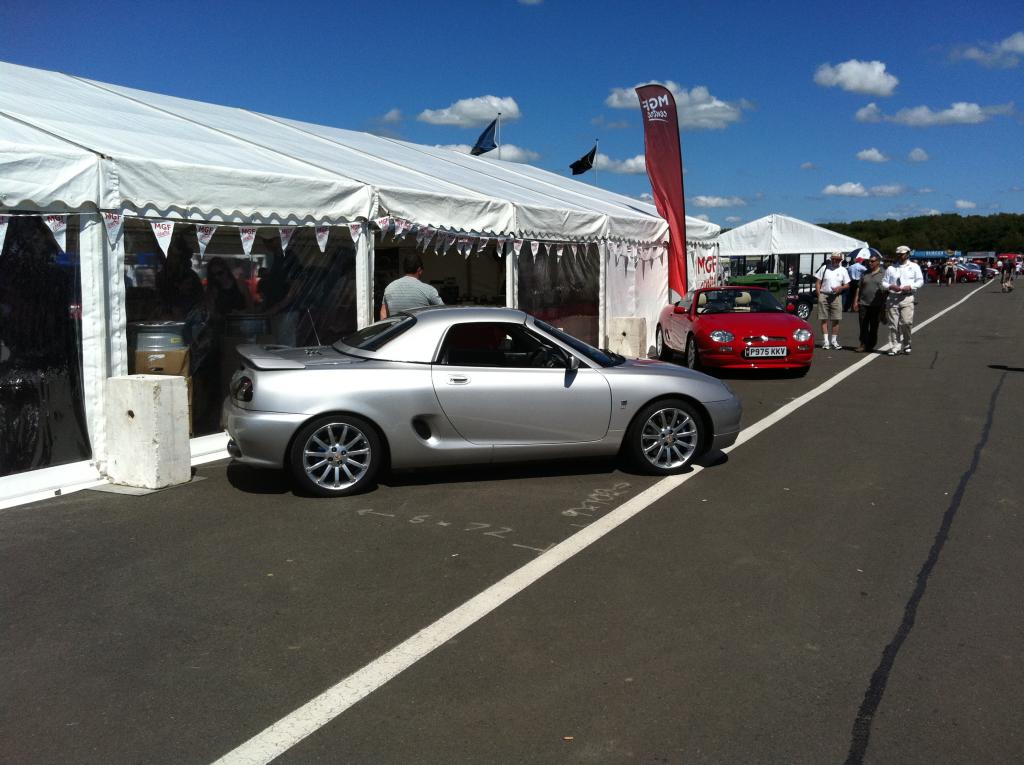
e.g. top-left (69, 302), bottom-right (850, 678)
top-left (0, 60), bottom-right (720, 501)
top-left (718, 214), bottom-right (867, 257)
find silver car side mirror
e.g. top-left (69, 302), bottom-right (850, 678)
top-left (567, 354), bottom-right (581, 371)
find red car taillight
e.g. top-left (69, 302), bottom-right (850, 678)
top-left (232, 375), bottom-right (253, 402)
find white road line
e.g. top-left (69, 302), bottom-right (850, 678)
top-left (210, 283), bottom-right (990, 765)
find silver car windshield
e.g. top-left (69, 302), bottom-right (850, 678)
top-left (533, 319), bottom-right (621, 367)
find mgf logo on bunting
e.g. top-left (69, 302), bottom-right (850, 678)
top-left (641, 93), bottom-right (671, 123)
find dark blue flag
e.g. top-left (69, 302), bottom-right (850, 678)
top-left (570, 145), bottom-right (597, 175)
top-left (470, 119), bottom-right (498, 156)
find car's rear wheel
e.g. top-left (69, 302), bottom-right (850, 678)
top-left (959, 275), bottom-right (967, 283)
top-left (624, 399), bottom-right (703, 475)
top-left (685, 335), bottom-right (700, 370)
top-left (289, 414), bottom-right (382, 497)
top-left (656, 326), bottom-right (671, 360)
top-left (795, 301), bottom-right (812, 320)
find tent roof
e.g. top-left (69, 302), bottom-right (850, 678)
top-left (0, 61), bottom-right (719, 243)
top-left (717, 214), bottom-right (866, 256)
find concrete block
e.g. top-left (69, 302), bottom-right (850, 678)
top-left (606, 317), bottom-right (647, 359)
top-left (104, 375), bottom-right (191, 489)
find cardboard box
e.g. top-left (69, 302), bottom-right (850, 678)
top-left (131, 347), bottom-right (190, 376)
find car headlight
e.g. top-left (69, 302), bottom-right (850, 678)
top-left (793, 328), bottom-right (812, 342)
top-left (709, 330), bottom-right (734, 343)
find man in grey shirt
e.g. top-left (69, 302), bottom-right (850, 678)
top-left (380, 253), bottom-right (444, 319)
top-left (852, 253), bottom-right (884, 352)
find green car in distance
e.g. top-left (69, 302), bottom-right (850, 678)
top-left (726, 272), bottom-right (789, 294)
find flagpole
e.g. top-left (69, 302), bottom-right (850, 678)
top-left (497, 112), bottom-right (502, 161)
top-left (593, 138), bottom-right (599, 187)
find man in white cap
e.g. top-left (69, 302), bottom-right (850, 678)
top-left (882, 245), bottom-right (923, 355)
top-left (815, 251), bottom-right (850, 350)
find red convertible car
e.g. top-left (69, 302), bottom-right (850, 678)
top-left (656, 286), bottom-right (814, 375)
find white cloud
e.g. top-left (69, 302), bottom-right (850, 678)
top-left (593, 152), bottom-right (647, 174)
top-left (694, 214), bottom-right (711, 222)
top-left (725, 216), bottom-right (742, 223)
top-left (823, 182), bottom-right (869, 197)
top-left (436, 143), bottom-right (540, 163)
top-left (814, 60), bottom-right (899, 97)
top-left (870, 184), bottom-right (905, 197)
top-left (691, 195), bottom-right (746, 208)
top-left (894, 102), bottom-right (1013, 126)
top-left (955, 199), bottom-right (977, 209)
top-left (908, 147), bottom-right (930, 162)
top-left (824, 182), bottom-right (905, 197)
top-left (380, 108), bottom-right (402, 123)
top-left (800, 161), bottom-right (817, 170)
top-left (859, 101), bottom-right (1014, 126)
top-left (923, 208), bottom-right (942, 216)
top-left (857, 147), bottom-right (889, 163)
top-left (418, 95), bottom-right (521, 127)
top-left (956, 31), bottom-right (1024, 68)
top-left (605, 81), bottom-right (751, 129)
top-left (918, 187), bottom-right (934, 194)
top-left (518, 0), bottom-right (544, 4)
top-left (637, 192), bottom-right (653, 201)
top-left (855, 102), bottom-right (884, 123)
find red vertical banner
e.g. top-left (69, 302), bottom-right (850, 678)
top-left (635, 84), bottom-right (688, 300)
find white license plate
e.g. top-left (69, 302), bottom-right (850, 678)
top-left (745, 346), bottom-right (787, 358)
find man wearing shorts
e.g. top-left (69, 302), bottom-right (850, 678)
top-left (882, 245), bottom-right (924, 355)
top-left (815, 252), bottom-right (850, 350)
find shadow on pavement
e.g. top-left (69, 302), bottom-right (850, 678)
top-left (989, 364), bottom-right (1024, 373)
top-left (225, 462), bottom-right (295, 495)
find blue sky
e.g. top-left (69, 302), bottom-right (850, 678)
top-left (5, 0), bottom-right (1022, 226)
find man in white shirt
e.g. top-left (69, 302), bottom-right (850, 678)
top-left (815, 252), bottom-right (851, 350)
top-left (881, 245), bottom-right (924, 355)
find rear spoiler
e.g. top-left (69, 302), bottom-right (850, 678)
top-left (235, 344), bottom-right (306, 370)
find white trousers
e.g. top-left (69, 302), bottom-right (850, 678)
top-left (886, 295), bottom-right (914, 350)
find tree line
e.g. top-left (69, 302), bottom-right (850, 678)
top-left (821, 213), bottom-right (1024, 254)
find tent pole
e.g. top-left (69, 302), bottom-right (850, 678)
top-left (356, 228), bottom-right (373, 328)
top-left (79, 212), bottom-right (111, 469)
top-left (598, 241), bottom-right (607, 349)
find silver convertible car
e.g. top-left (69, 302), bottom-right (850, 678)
top-left (222, 307), bottom-right (742, 496)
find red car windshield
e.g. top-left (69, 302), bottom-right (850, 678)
top-left (697, 290), bottom-right (785, 314)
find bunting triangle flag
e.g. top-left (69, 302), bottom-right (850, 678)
top-left (149, 220), bottom-right (173, 256)
top-left (279, 226), bottom-right (295, 252)
top-left (349, 222), bottom-right (363, 242)
top-left (42, 214), bottom-right (68, 252)
top-left (197, 224), bottom-right (218, 259)
top-left (0, 215), bottom-right (9, 255)
top-left (513, 238), bottom-right (523, 257)
top-left (315, 226), bottom-right (330, 253)
top-left (239, 226), bottom-right (257, 257)
top-left (102, 212), bottom-right (123, 247)
top-left (529, 240), bottom-right (539, 262)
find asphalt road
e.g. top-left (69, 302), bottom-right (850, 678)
top-left (2, 279), bottom-right (1021, 765)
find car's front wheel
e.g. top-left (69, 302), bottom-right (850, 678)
top-left (795, 301), bottom-right (812, 320)
top-left (289, 414), bottom-right (382, 497)
top-left (624, 399), bottom-right (704, 475)
top-left (685, 335), bottom-right (700, 370)
top-left (656, 326), bottom-right (672, 360)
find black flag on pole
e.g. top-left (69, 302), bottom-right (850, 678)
top-left (471, 119), bottom-right (498, 156)
top-left (570, 145), bottom-right (597, 175)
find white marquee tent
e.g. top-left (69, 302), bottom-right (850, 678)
top-left (717, 214), bottom-right (866, 257)
top-left (0, 60), bottom-right (719, 501)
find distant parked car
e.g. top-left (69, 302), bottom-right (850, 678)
top-left (957, 263), bottom-right (981, 283)
top-left (656, 286), bottom-right (814, 376)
